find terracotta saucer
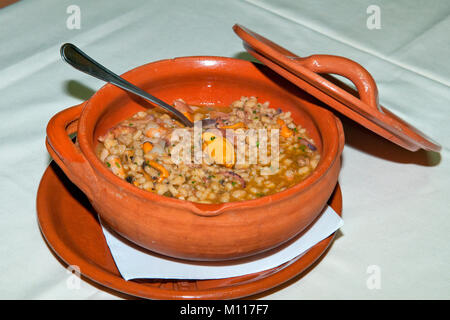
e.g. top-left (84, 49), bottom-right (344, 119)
top-left (37, 162), bottom-right (343, 300)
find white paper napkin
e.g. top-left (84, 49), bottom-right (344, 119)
top-left (100, 206), bottom-right (343, 280)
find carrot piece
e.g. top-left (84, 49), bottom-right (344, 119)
top-left (277, 118), bottom-right (293, 138)
top-left (281, 126), bottom-right (293, 138)
top-left (183, 112), bottom-right (194, 122)
top-left (142, 141), bottom-right (153, 154)
top-left (142, 171), bottom-right (151, 181)
top-left (147, 160), bottom-right (169, 182)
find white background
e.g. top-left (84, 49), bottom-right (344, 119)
top-left (0, 0), bottom-right (449, 299)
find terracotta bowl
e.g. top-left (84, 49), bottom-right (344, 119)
top-left (46, 56), bottom-right (344, 261)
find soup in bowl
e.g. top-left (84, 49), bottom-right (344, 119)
top-left (96, 96), bottom-right (321, 203)
top-left (46, 56), bottom-right (344, 261)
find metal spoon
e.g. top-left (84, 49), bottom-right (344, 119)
top-left (60, 43), bottom-right (194, 127)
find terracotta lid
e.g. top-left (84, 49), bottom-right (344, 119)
top-left (233, 24), bottom-right (441, 152)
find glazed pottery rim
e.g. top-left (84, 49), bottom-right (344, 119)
top-left (77, 56), bottom-right (342, 215)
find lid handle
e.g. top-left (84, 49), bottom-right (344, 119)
top-left (295, 55), bottom-right (381, 113)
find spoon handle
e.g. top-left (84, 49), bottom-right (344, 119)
top-left (60, 43), bottom-right (193, 127)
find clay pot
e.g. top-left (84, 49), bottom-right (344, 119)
top-left (46, 56), bottom-right (344, 261)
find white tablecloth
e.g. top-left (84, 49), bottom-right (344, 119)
top-left (0, 0), bottom-right (448, 299)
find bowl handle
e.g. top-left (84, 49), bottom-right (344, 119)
top-left (46, 103), bottom-right (95, 199)
top-left (297, 54), bottom-right (380, 113)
